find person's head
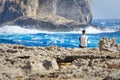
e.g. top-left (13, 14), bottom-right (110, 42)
top-left (82, 30), bottom-right (86, 34)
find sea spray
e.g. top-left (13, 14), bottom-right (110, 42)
top-left (0, 25), bottom-right (116, 35)
top-left (0, 22), bottom-right (120, 48)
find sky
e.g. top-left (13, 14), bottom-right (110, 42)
top-left (92, 0), bottom-right (120, 19)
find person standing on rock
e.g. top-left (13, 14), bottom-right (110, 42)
top-left (79, 30), bottom-right (88, 48)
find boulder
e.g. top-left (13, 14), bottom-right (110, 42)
top-left (99, 37), bottom-right (120, 52)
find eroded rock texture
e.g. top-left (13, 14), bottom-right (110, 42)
top-left (99, 37), bottom-right (120, 52)
top-left (0, 44), bottom-right (120, 80)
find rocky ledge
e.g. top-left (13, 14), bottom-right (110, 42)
top-left (0, 43), bottom-right (120, 80)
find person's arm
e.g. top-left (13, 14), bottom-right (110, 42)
top-left (79, 37), bottom-right (81, 43)
top-left (87, 37), bottom-right (88, 44)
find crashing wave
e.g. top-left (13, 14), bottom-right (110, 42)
top-left (0, 25), bottom-right (118, 35)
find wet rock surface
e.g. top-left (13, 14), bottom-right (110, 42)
top-left (0, 44), bottom-right (120, 80)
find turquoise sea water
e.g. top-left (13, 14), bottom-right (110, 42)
top-left (0, 19), bottom-right (120, 48)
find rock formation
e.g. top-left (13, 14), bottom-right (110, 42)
top-left (0, 43), bottom-right (120, 80)
top-left (99, 37), bottom-right (120, 52)
top-left (0, 0), bottom-right (92, 31)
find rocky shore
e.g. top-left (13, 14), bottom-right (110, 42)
top-left (0, 43), bottom-right (120, 80)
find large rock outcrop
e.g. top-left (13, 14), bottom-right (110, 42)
top-left (0, 0), bottom-right (92, 31)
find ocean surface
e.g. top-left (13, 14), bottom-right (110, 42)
top-left (0, 19), bottom-right (120, 48)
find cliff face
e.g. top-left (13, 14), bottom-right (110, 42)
top-left (0, 0), bottom-right (92, 31)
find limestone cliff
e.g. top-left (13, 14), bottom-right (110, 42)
top-left (0, 0), bottom-right (92, 31)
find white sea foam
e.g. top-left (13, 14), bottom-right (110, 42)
top-left (0, 25), bottom-right (40, 35)
top-left (0, 25), bottom-right (117, 35)
top-left (84, 26), bottom-right (116, 34)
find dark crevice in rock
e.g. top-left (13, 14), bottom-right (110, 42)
top-left (102, 76), bottom-right (120, 80)
top-left (17, 56), bottom-right (30, 59)
top-left (6, 49), bottom-right (18, 53)
top-left (57, 55), bottom-right (120, 63)
top-left (42, 60), bottom-right (53, 70)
